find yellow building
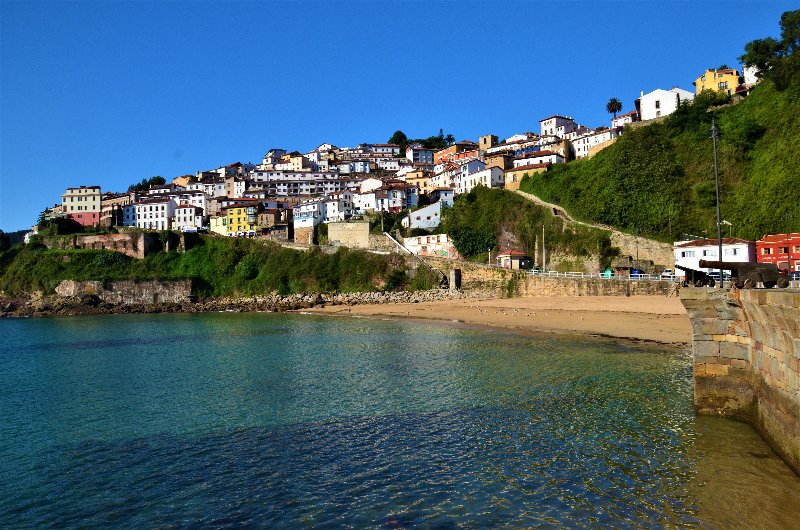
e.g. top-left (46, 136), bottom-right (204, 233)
top-left (222, 204), bottom-right (258, 236)
top-left (405, 170), bottom-right (433, 195)
top-left (692, 68), bottom-right (742, 95)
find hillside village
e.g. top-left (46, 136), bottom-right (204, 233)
top-left (31, 64), bottom-right (799, 279)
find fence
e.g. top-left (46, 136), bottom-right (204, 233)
top-left (526, 270), bottom-right (666, 282)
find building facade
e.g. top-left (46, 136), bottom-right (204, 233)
top-left (756, 233), bottom-right (800, 272)
top-left (62, 185), bottom-right (101, 226)
top-left (635, 88), bottom-right (694, 121)
top-left (673, 238), bottom-right (756, 277)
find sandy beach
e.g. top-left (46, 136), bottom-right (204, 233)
top-left (300, 295), bottom-right (691, 346)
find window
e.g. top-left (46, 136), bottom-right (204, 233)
top-left (779, 246), bottom-right (789, 254)
top-left (762, 248), bottom-right (773, 255)
top-left (655, 100), bottom-right (661, 109)
top-left (681, 250), bottom-right (695, 258)
top-left (724, 248), bottom-right (739, 256)
top-left (719, 81), bottom-right (728, 90)
top-left (703, 249), bottom-right (716, 257)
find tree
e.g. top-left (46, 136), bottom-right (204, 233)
top-left (128, 176), bottom-right (166, 192)
top-left (740, 10), bottom-right (800, 90)
top-left (445, 134), bottom-right (455, 146)
top-left (388, 130), bottom-right (409, 154)
top-left (0, 230), bottom-right (10, 252)
top-left (606, 97), bottom-right (623, 118)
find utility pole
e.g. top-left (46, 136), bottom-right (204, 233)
top-left (711, 119), bottom-right (723, 288)
top-left (542, 225), bottom-right (546, 271)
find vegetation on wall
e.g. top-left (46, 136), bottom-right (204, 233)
top-left (441, 187), bottom-right (618, 268)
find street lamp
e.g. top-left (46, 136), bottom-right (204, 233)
top-left (711, 119), bottom-right (723, 288)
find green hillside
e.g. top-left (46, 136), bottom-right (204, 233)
top-left (442, 187), bottom-right (618, 268)
top-left (0, 237), bottom-right (413, 298)
top-left (519, 80), bottom-right (800, 243)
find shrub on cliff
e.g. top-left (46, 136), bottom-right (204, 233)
top-left (441, 187), bottom-right (617, 268)
top-left (0, 236), bottom-right (403, 297)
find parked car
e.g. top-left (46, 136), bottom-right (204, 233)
top-left (630, 268), bottom-right (646, 278)
top-left (789, 271), bottom-right (800, 281)
top-left (660, 269), bottom-right (675, 280)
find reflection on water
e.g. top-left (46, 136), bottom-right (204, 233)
top-left (0, 313), bottom-right (798, 528)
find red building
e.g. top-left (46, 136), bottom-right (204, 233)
top-left (756, 233), bottom-right (800, 272)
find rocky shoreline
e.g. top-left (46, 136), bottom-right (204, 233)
top-left (0, 289), bottom-right (494, 318)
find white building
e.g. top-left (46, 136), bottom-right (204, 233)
top-left (402, 201), bottom-right (445, 230)
top-left (454, 166), bottom-right (504, 195)
top-left (323, 191), bottom-right (354, 222)
top-left (513, 150), bottom-right (564, 167)
top-left (673, 238), bottom-right (756, 277)
top-left (539, 115), bottom-right (578, 138)
top-left (611, 110), bottom-right (639, 128)
top-left (172, 204), bottom-right (204, 231)
top-left (743, 65), bottom-right (759, 86)
top-left (364, 143), bottom-right (400, 157)
top-left (571, 128), bottom-right (620, 159)
top-left (187, 179), bottom-right (226, 198)
top-left (293, 200), bottom-right (327, 229)
top-left (402, 233), bottom-right (459, 258)
top-left (406, 144), bottom-right (435, 164)
top-left (124, 198), bottom-right (176, 230)
top-left (635, 88), bottom-right (694, 121)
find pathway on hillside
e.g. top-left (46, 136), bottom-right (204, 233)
top-left (513, 189), bottom-right (674, 266)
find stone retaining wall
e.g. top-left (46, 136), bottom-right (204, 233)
top-left (55, 280), bottom-right (193, 305)
top-left (681, 287), bottom-right (800, 474)
top-left (522, 275), bottom-right (673, 296)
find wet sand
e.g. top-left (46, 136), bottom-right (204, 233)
top-left (300, 295), bottom-right (691, 346)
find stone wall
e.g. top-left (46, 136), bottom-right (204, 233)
top-left (682, 287), bottom-right (800, 474)
top-left (423, 257), bottom-right (672, 297)
top-left (41, 231), bottom-right (196, 259)
top-left (328, 221), bottom-right (370, 249)
top-left (609, 232), bottom-right (673, 269)
top-left (55, 280), bottom-right (193, 305)
top-left (294, 226), bottom-right (314, 245)
top-left (522, 275), bottom-right (672, 296)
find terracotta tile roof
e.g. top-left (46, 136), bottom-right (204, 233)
top-left (675, 238), bottom-right (753, 248)
top-left (508, 163), bottom-right (552, 172)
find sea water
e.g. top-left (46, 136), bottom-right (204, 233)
top-left (1, 313), bottom-right (798, 528)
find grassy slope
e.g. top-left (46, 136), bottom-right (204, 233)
top-left (520, 81), bottom-right (800, 242)
top-left (0, 237), bottom-right (411, 297)
top-left (441, 187), bottom-right (617, 268)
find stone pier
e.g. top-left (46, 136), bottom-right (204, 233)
top-left (681, 287), bottom-right (800, 474)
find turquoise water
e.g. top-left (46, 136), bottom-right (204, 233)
top-left (1, 313), bottom-right (798, 528)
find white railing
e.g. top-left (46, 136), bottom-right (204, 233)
top-left (526, 270), bottom-right (668, 282)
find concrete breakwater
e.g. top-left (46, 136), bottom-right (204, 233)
top-left (681, 287), bottom-right (800, 474)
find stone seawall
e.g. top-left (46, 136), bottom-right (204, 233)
top-left (681, 288), bottom-right (800, 474)
top-left (522, 275), bottom-right (672, 296)
top-left (55, 280), bottom-right (193, 305)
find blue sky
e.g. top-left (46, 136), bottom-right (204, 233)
top-left (0, 1), bottom-right (794, 231)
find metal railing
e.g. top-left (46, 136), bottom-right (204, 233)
top-left (526, 270), bottom-right (668, 282)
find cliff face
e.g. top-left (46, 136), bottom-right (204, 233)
top-left (682, 287), bottom-right (800, 474)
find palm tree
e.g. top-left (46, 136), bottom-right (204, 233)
top-left (606, 98), bottom-right (623, 118)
